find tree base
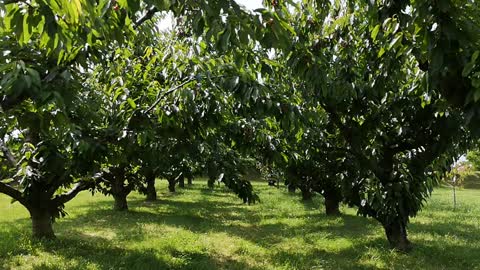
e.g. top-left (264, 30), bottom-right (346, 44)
top-left (178, 176), bottom-right (185, 188)
top-left (168, 179), bottom-right (176, 192)
top-left (207, 178), bottom-right (215, 189)
top-left (145, 178), bottom-right (157, 201)
top-left (383, 222), bottom-right (412, 252)
top-left (145, 192), bottom-right (157, 201)
top-left (324, 197), bottom-right (341, 216)
top-left (31, 211), bottom-right (55, 239)
top-left (301, 189), bottom-right (313, 201)
top-left (113, 194), bottom-right (128, 211)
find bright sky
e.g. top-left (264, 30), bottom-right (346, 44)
top-left (158, 0), bottom-right (264, 31)
top-left (236, 0), bottom-right (264, 10)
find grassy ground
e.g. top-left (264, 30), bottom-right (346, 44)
top-left (0, 182), bottom-right (479, 270)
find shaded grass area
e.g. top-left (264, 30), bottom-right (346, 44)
top-left (1, 182), bottom-right (479, 270)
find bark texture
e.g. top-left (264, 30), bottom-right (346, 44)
top-left (113, 193), bottom-right (128, 211)
top-left (30, 209), bottom-right (55, 239)
top-left (383, 220), bottom-right (412, 252)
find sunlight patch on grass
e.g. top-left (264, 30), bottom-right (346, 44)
top-left (1, 182), bottom-right (479, 269)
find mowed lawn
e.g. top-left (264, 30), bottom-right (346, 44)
top-left (0, 182), bottom-right (479, 270)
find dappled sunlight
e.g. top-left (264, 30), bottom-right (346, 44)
top-left (1, 183), bottom-right (480, 269)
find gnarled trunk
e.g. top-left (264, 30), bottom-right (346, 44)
top-left (382, 220), bottom-right (411, 252)
top-left (145, 176), bottom-right (157, 201)
top-left (29, 209), bottom-right (55, 239)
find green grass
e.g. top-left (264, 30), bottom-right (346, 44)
top-left (1, 182), bottom-right (479, 270)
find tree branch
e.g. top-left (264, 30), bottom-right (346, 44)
top-left (144, 77), bottom-right (195, 114)
top-left (0, 181), bottom-right (27, 206)
top-left (134, 7), bottom-right (159, 29)
top-left (53, 181), bottom-right (93, 205)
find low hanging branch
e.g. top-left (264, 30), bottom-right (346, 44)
top-left (0, 181), bottom-right (28, 206)
top-left (144, 77), bottom-right (196, 114)
top-left (52, 181), bottom-right (94, 205)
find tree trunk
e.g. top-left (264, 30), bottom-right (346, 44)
top-left (207, 177), bottom-right (215, 189)
top-left (30, 209), bottom-right (55, 239)
top-left (113, 193), bottom-right (128, 211)
top-left (288, 184), bottom-right (296, 193)
top-left (110, 168), bottom-right (129, 211)
top-left (187, 177), bottom-right (193, 185)
top-left (383, 221), bottom-right (412, 252)
top-left (324, 196), bottom-right (341, 216)
top-left (145, 176), bottom-right (157, 201)
top-left (178, 175), bottom-right (185, 188)
top-left (300, 187), bottom-right (313, 201)
top-left (168, 178), bottom-right (176, 192)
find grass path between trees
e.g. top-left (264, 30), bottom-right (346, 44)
top-left (1, 182), bottom-right (479, 270)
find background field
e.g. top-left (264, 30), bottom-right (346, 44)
top-left (1, 182), bottom-right (479, 270)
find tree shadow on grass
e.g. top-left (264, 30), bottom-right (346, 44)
top-left (3, 186), bottom-right (479, 270)
top-left (0, 230), bottom-right (261, 270)
top-left (34, 234), bottom-right (256, 270)
top-left (66, 195), bottom-right (480, 269)
top-left (62, 195), bottom-right (379, 247)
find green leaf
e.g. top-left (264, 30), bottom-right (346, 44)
top-left (462, 62), bottom-right (475, 77)
top-left (388, 32), bottom-right (403, 51)
top-left (219, 28), bottom-right (231, 51)
top-left (127, 98), bottom-right (137, 109)
top-left (371, 24), bottom-right (380, 41)
top-left (377, 47), bottom-right (385, 58)
top-left (462, 51), bottom-right (479, 77)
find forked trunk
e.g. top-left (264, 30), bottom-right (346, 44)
top-left (113, 193), bottom-right (128, 211)
top-left (383, 221), bottom-right (412, 252)
top-left (145, 176), bottom-right (157, 201)
top-left (30, 209), bottom-right (55, 239)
